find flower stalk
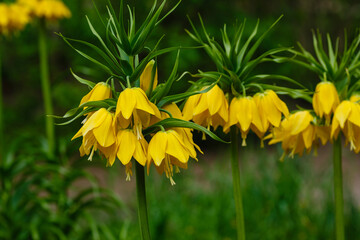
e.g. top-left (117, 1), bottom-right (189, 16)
top-left (39, 19), bottom-right (55, 157)
top-left (0, 38), bottom-right (3, 164)
top-left (230, 126), bottom-right (246, 240)
top-left (333, 137), bottom-right (345, 240)
top-left (135, 161), bottom-right (151, 240)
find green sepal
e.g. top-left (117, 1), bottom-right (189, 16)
top-left (143, 118), bottom-right (228, 143)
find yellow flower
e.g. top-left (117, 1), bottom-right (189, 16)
top-left (224, 96), bottom-right (264, 146)
top-left (254, 90), bottom-right (289, 129)
top-left (72, 108), bottom-right (116, 164)
top-left (0, 3), bottom-right (30, 35)
top-left (114, 88), bottom-right (161, 139)
top-left (140, 60), bottom-right (158, 92)
top-left (116, 129), bottom-right (148, 180)
top-left (80, 82), bottom-right (112, 106)
top-left (149, 102), bottom-right (183, 125)
top-left (313, 82), bottom-right (339, 125)
top-left (182, 84), bottom-right (228, 130)
top-left (18, 0), bottom-right (71, 20)
top-left (268, 111), bottom-right (316, 158)
top-left (331, 100), bottom-right (360, 152)
top-left (147, 129), bottom-right (202, 185)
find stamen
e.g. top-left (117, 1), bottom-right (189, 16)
top-left (88, 146), bottom-right (95, 161)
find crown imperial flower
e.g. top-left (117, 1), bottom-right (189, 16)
top-left (224, 96), bottom-right (264, 146)
top-left (313, 82), bottom-right (340, 125)
top-left (72, 108), bottom-right (116, 163)
top-left (182, 84), bottom-right (228, 130)
top-left (80, 82), bottom-right (112, 106)
top-left (147, 129), bottom-right (201, 185)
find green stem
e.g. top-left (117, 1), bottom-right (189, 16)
top-left (230, 126), bottom-right (246, 240)
top-left (39, 20), bottom-right (55, 157)
top-left (0, 39), bottom-right (3, 165)
top-left (333, 137), bottom-right (345, 240)
top-left (135, 161), bottom-right (151, 240)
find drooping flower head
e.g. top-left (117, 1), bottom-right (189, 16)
top-left (147, 129), bottom-right (202, 185)
top-left (116, 129), bottom-right (148, 180)
top-left (224, 96), bottom-right (264, 146)
top-left (253, 90), bottom-right (289, 141)
top-left (72, 108), bottom-right (116, 165)
top-left (80, 82), bottom-right (112, 106)
top-left (182, 84), bottom-right (228, 130)
top-left (331, 99), bottom-right (360, 153)
top-left (313, 82), bottom-right (340, 125)
top-left (114, 87), bottom-right (161, 139)
top-left (268, 111), bottom-right (316, 158)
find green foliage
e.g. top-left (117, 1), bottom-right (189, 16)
top-left (274, 30), bottom-right (360, 98)
top-left (186, 15), bottom-right (311, 102)
top-left (0, 136), bottom-right (125, 240)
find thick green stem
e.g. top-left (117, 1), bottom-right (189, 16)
top-left (39, 20), bottom-right (55, 157)
top-left (333, 137), bottom-right (345, 240)
top-left (0, 39), bottom-right (3, 165)
top-left (230, 127), bottom-right (246, 240)
top-left (135, 161), bottom-right (151, 240)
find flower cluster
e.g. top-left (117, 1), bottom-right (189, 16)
top-left (17, 0), bottom-right (71, 20)
top-left (0, 3), bottom-right (30, 35)
top-left (184, 86), bottom-right (289, 146)
top-left (72, 64), bottom-right (202, 185)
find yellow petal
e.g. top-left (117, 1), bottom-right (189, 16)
top-left (148, 131), bottom-right (167, 166)
top-left (140, 60), bottom-right (158, 92)
top-left (117, 130), bottom-right (136, 165)
top-left (182, 94), bottom-right (200, 120)
top-left (165, 131), bottom-right (188, 163)
top-left (334, 101), bottom-right (352, 128)
top-left (93, 111), bottom-right (115, 147)
top-left (82, 108), bottom-right (107, 136)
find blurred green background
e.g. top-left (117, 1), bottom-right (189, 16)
top-left (1, 0), bottom-right (360, 239)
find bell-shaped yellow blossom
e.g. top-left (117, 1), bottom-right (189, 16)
top-left (182, 84), bottom-right (228, 130)
top-left (114, 88), bottom-right (161, 139)
top-left (147, 129), bottom-right (201, 185)
top-left (72, 108), bottom-right (116, 164)
top-left (313, 82), bottom-right (339, 125)
top-left (268, 111), bottom-right (316, 158)
top-left (331, 100), bottom-right (360, 152)
top-left (224, 96), bottom-right (264, 146)
top-left (140, 60), bottom-right (158, 92)
top-left (80, 82), bottom-right (112, 106)
top-left (116, 129), bottom-right (148, 180)
top-left (254, 90), bottom-right (289, 130)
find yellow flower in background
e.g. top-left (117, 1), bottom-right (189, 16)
top-left (147, 129), bottom-right (201, 185)
top-left (0, 3), bottom-right (30, 35)
top-left (331, 100), bottom-right (360, 152)
top-left (114, 88), bottom-right (161, 139)
top-left (254, 90), bottom-right (289, 130)
top-left (116, 129), bottom-right (148, 180)
top-left (140, 60), bottom-right (158, 93)
top-left (183, 84), bottom-right (228, 130)
top-left (18, 0), bottom-right (71, 20)
top-left (224, 96), bottom-right (264, 146)
top-left (268, 111), bottom-right (315, 158)
top-left (80, 82), bottom-right (112, 106)
top-left (313, 82), bottom-right (339, 125)
top-left (72, 108), bottom-right (116, 163)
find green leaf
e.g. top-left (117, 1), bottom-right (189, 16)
top-left (70, 69), bottom-right (96, 88)
top-left (143, 118), bottom-right (228, 143)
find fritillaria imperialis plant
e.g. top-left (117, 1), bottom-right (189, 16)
top-left (271, 30), bottom-right (360, 240)
top-left (56, 1), bottom-right (224, 239)
top-left (183, 15), bottom-right (309, 240)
